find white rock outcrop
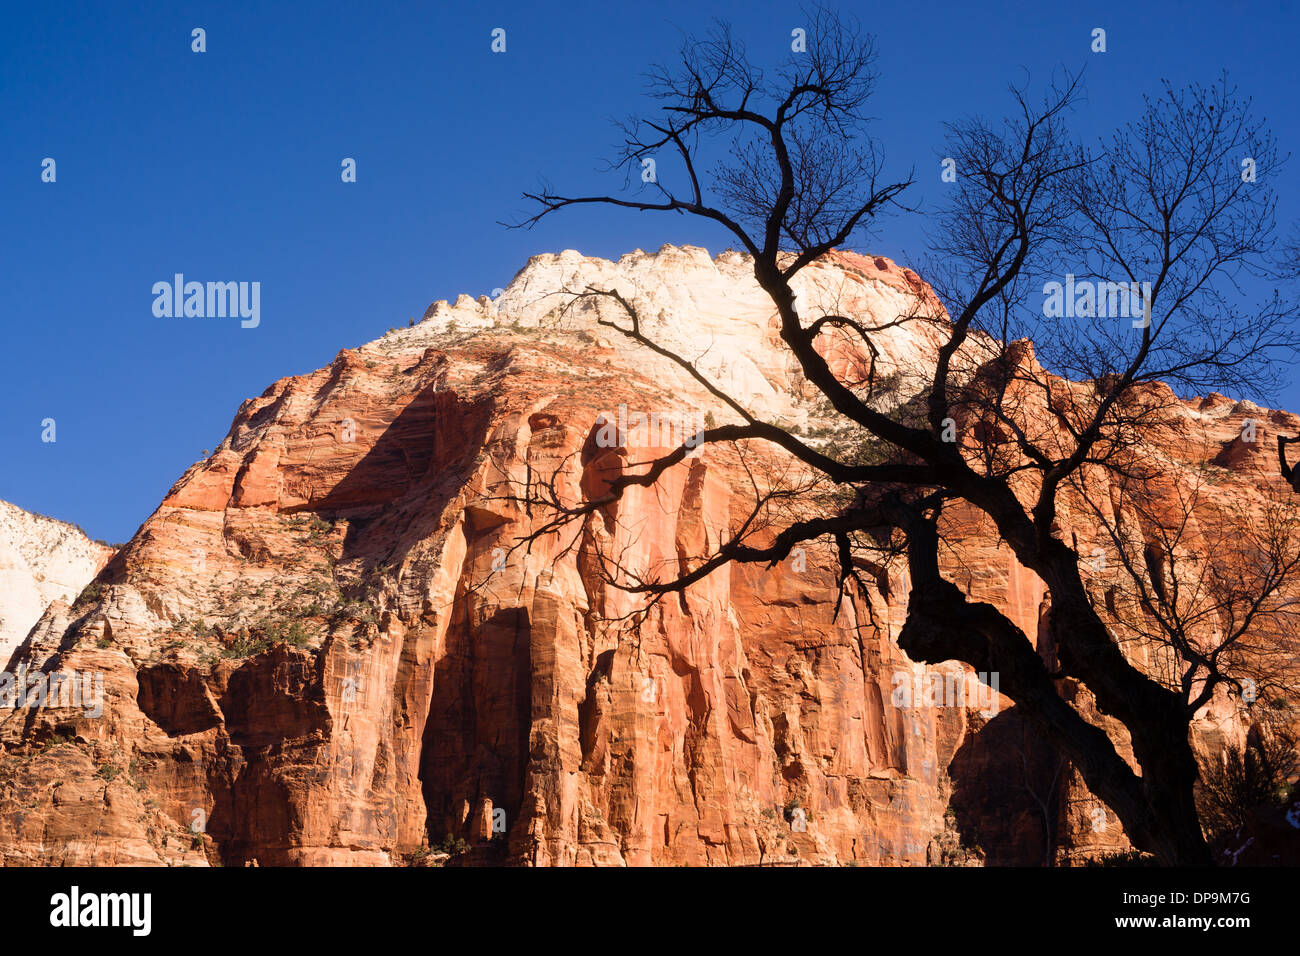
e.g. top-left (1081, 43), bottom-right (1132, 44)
top-left (0, 500), bottom-right (114, 662)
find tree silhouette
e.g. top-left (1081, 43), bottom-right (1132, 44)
top-left (1280, 435), bottom-right (1300, 493)
top-left (512, 6), bottom-right (1300, 864)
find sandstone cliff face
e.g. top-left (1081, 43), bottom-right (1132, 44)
top-left (0, 500), bottom-right (114, 663)
top-left (0, 246), bottom-right (1292, 866)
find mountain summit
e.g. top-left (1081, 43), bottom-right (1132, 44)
top-left (0, 246), bottom-right (1292, 866)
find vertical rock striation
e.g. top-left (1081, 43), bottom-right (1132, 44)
top-left (0, 246), bottom-right (1292, 866)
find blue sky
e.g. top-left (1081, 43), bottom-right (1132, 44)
top-left (2, 0), bottom-right (1297, 543)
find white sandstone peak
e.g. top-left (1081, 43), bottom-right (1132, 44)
top-left (0, 499), bottom-right (115, 661)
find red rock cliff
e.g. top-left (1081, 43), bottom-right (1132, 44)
top-left (0, 246), bottom-right (1292, 866)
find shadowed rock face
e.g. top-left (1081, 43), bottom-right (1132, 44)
top-left (0, 245), bottom-right (1294, 866)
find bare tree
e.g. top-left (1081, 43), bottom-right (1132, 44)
top-left (1197, 721), bottom-right (1298, 840)
top-left (510, 7), bottom-right (1300, 864)
top-left (1082, 467), bottom-right (1300, 709)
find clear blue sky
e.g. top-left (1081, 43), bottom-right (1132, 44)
top-left (2, 0), bottom-right (1297, 543)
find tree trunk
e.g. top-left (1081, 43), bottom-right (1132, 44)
top-left (894, 513), bottom-right (1212, 865)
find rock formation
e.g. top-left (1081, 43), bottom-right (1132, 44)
top-left (0, 245), bottom-right (1293, 866)
top-left (0, 500), bottom-right (113, 662)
